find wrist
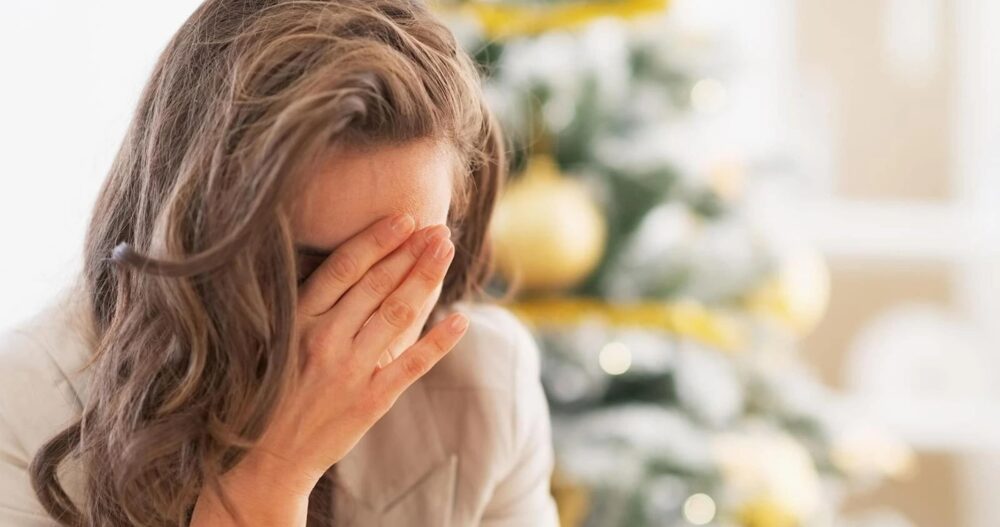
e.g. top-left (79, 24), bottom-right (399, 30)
top-left (192, 451), bottom-right (316, 526)
top-left (226, 447), bottom-right (322, 500)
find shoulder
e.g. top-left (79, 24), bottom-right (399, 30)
top-left (0, 289), bottom-right (98, 522)
top-left (418, 301), bottom-right (549, 466)
top-left (421, 302), bottom-right (542, 394)
top-left (0, 288), bottom-right (91, 458)
top-left (418, 302), bottom-right (559, 524)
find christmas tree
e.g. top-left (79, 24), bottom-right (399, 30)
top-left (437, 2), bottom-right (913, 526)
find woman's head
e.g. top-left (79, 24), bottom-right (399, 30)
top-left (30, 1), bottom-right (503, 525)
top-left (94, 0), bottom-right (500, 317)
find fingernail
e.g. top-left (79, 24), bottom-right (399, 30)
top-left (449, 314), bottom-right (468, 332)
top-left (434, 238), bottom-right (454, 260)
top-left (390, 213), bottom-right (413, 234)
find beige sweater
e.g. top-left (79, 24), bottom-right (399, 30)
top-left (0, 289), bottom-right (559, 526)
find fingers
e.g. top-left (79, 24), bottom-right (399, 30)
top-left (352, 233), bottom-right (455, 363)
top-left (325, 224), bottom-right (451, 333)
top-left (298, 213), bottom-right (415, 316)
top-left (372, 313), bottom-right (469, 396)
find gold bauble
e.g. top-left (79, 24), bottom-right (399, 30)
top-left (492, 155), bottom-right (606, 292)
top-left (551, 467), bottom-right (590, 527)
top-left (737, 499), bottom-right (799, 527)
top-left (746, 249), bottom-right (830, 336)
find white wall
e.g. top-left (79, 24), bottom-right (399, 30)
top-left (0, 2), bottom-right (203, 329)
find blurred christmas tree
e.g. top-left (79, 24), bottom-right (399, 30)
top-left (437, 2), bottom-right (914, 526)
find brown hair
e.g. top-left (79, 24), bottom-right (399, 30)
top-left (28, 0), bottom-right (504, 525)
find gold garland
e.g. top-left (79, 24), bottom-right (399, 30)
top-left (508, 297), bottom-right (747, 352)
top-left (439, 0), bottom-right (670, 39)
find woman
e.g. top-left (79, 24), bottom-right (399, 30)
top-left (0, 0), bottom-right (559, 525)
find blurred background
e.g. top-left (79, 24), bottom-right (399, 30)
top-left (2, 1), bottom-right (999, 526)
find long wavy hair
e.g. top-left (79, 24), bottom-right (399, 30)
top-left (28, 1), bottom-right (504, 525)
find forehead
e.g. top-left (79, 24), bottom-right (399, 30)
top-left (290, 139), bottom-right (455, 251)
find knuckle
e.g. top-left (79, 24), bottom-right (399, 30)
top-left (415, 264), bottom-right (442, 285)
top-left (325, 252), bottom-right (358, 285)
top-left (379, 297), bottom-right (415, 329)
top-left (362, 265), bottom-right (395, 298)
top-left (407, 237), bottom-right (426, 258)
top-left (408, 230), bottom-right (434, 258)
top-left (430, 334), bottom-right (451, 355)
top-left (402, 354), bottom-right (429, 379)
top-left (370, 228), bottom-right (393, 250)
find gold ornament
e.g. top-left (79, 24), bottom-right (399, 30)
top-left (713, 431), bottom-right (820, 525)
top-left (492, 155), bottom-right (606, 292)
top-left (551, 467), bottom-right (590, 527)
top-left (746, 249), bottom-right (830, 336)
top-left (736, 499), bottom-right (799, 527)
